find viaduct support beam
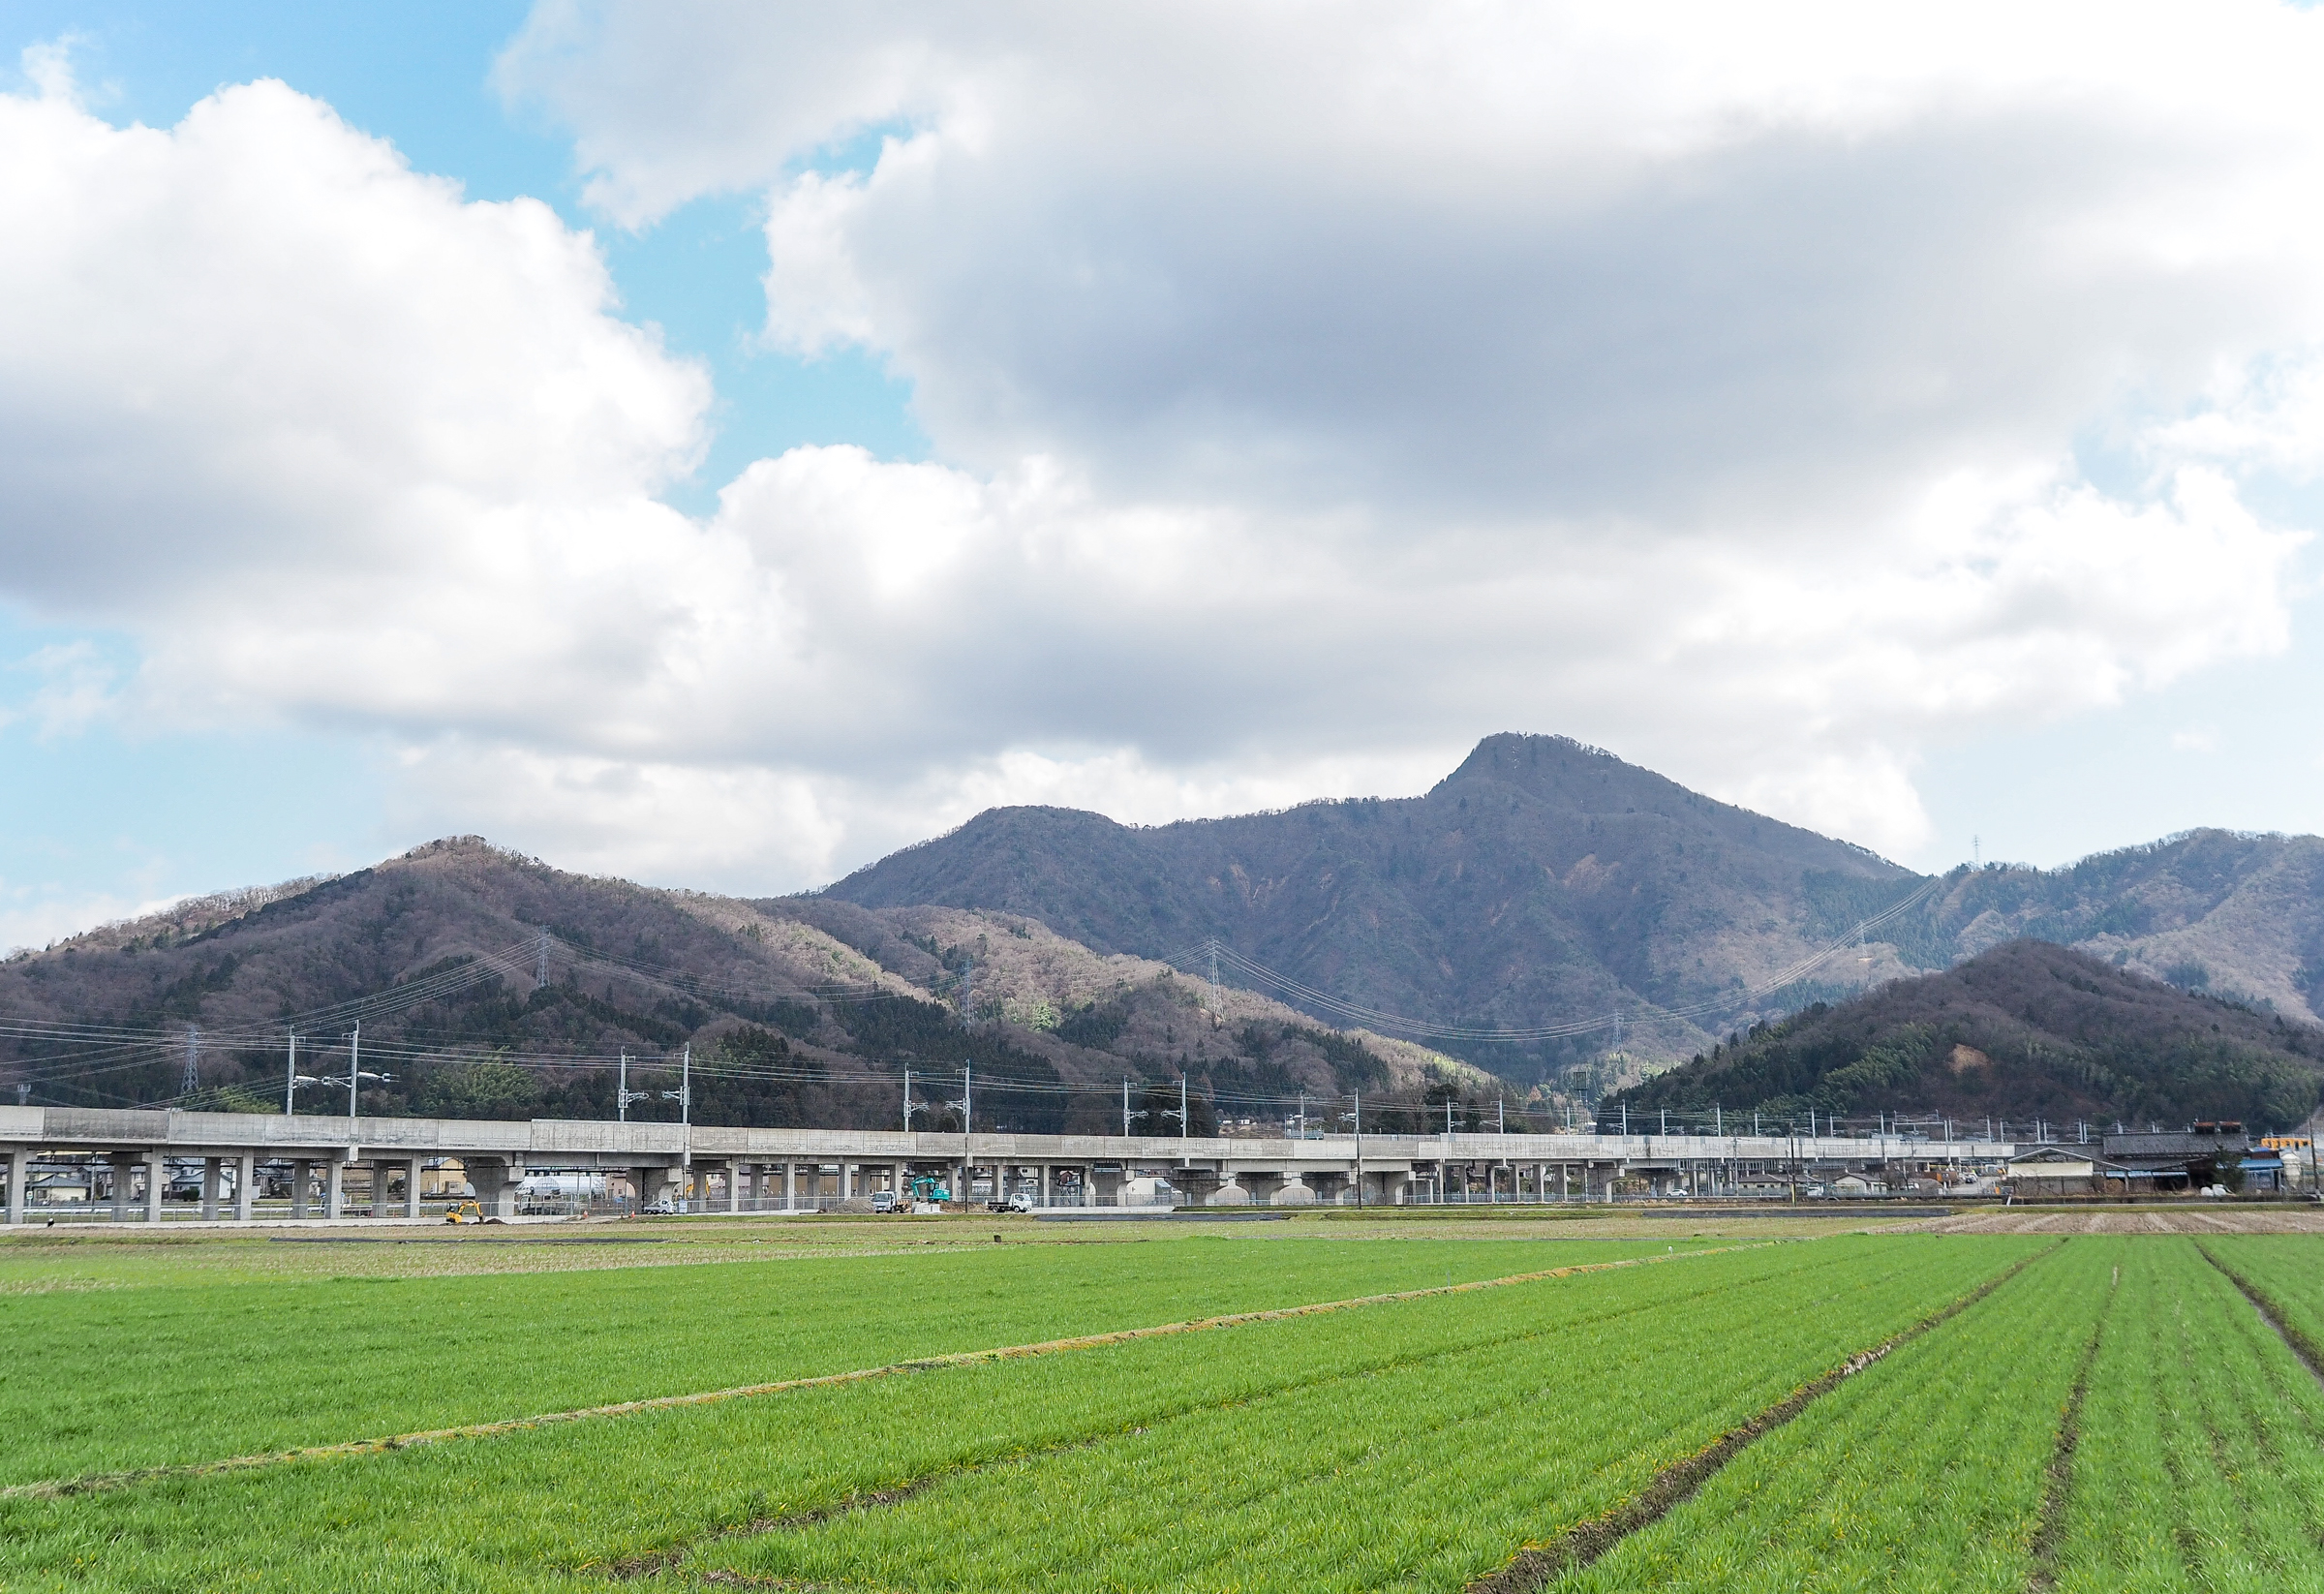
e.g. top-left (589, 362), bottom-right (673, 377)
top-left (234, 1153), bottom-right (255, 1222)
top-left (144, 1150), bottom-right (165, 1223)
top-left (108, 1153), bottom-right (136, 1221)
top-left (4, 1147), bottom-right (24, 1225)
top-left (324, 1158), bottom-right (345, 1219)
top-left (402, 1158), bottom-right (422, 1219)
top-left (724, 1161), bottom-right (742, 1214)
top-left (290, 1159), bottom-right (311, 1219)
top-left (783, 1162), bottom-right (797, 1212)
top-left (201, 1156), bottom-right (222, 1220)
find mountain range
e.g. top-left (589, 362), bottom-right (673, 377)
top-left (826, 733), bottom-right (2324, 1089)
top-left (8, 731), bottom-right (2324, 1127)
top-left (0, 839), bottom-right (1489, 1133)
top-left (1608, 939), bottom-right (2324, 1131)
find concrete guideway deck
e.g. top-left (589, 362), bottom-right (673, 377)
top-left (0, 1103), bottom-right (2016, 1224)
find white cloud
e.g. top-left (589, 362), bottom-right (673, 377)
top-left (6, 10), bottom-right (2324, 895)
top-left (2, 640), bottom-right (119, 737)
top-left (0, 57), bottom-right (709, 621)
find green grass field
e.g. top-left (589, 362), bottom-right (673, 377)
top-left (1, 1214), bottom-right (2315, 1592)
top-left (0, 1226), bottom-right (1737, 1483)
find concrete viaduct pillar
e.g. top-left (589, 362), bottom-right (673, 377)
top-left (234, 1153), bottom-right (256, 1222)
top-left (5, 1147), bottom-right (25, 1225)
top-left (629, 1165), bottom-right (676, 1210)
top-left (201, 1156), bottom-right (222, 1220)
top-left (144, 1150), bottom-right (165, 1223)
top-left (466, 1157), bottom-right (525, 1218)
top-left (325, 1159), bottom-right (346, 1219)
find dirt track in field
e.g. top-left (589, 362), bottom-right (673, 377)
top-left (1895, 1207), bottom-right (2324, 1235)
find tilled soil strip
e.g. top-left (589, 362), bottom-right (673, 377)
top-left (2195, 1242), bottom-right (2324, 1390)
top-left (1464, 1242), bottom-right (2059, 1594)
top-left (2026, 1267), bottom-right (2116, 1593)
top-left (3, 1241), bottom-right (1781, 1502)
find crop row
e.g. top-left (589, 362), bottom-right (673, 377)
top-left (1, 1231), bottom-right (1703, 1483)
top-left (1550, 1236), bottom-right (2111, 1592)
top-left (2203, 1234), bottom-right (2324, 1363)
top-left (2049, 1239), bottom-right (2324, 1590)
top-left (0, 1237), bottom-right (2035, 1592)
top-left (682, 1237), bottom-right (2027, 1590)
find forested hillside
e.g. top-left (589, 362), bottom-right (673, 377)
top-left (1926, 830), bottom-right (2324, 1024)
top-left (14, 741), bottom-right (2324, 1126)
top-left (0, 839), bottom-right (1496, 1132)
top-left (824, 735), bottom-right (2324, 1085)
top-left (827, 733), bottom-right (1918, 1082)
top-left (1608, 940), bottom-right (2324, 1130)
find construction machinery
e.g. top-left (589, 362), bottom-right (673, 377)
top-left (443, 1200), bottom-right (496, 1224)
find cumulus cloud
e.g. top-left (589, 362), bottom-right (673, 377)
top-left (6, 8), bottom-right (2324, 899)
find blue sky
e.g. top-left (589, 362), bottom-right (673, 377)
top-left (6, 1), bottom-right (2324, 950)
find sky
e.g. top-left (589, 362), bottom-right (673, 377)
top-left (6, 1), bottom-right (2324, 953)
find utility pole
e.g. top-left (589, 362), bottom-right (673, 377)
top-left (1353, 1091), bottom-right (1363, 1208)
top-left (650, 1048), bottom-right (692, 1203)
top-left (902, 1067), bottom-right (913, 1134)
top-left (1446, 1097), bottom-right (1454, 1137)
top-left (180, 1027), bottom-right (200, 1097)
top-left (617, 1053), bottom-right (649, 1122)
top-left (945, 1063), bottom-right (974, 1200)
top-left (322, 1024), bottom-right (387, 1119)
top-left (1497, 1098), bottom-right (1505, 1135)
top-left (1123, 1078), bottom-right (1134, 1136)
top-left (285, 1031), bottom-right (297, 1116)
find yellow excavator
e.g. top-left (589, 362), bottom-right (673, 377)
top-left (443, 1200), bottom-right (496, 1224)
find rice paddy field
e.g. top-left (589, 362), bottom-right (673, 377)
top-left (3, 1210), bottom-right (2320, 1592)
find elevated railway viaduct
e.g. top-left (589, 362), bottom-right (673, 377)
top-left (0, 1105), bottom-right (2013, 1221)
